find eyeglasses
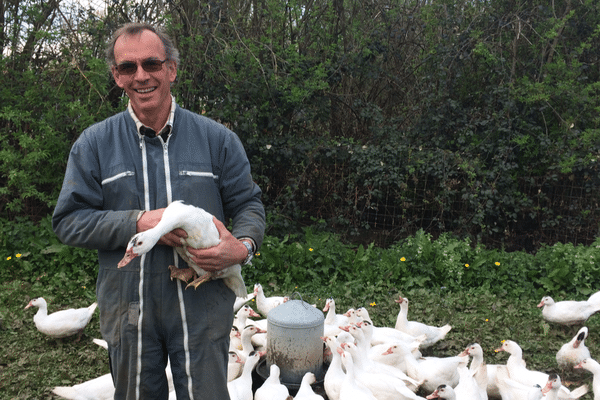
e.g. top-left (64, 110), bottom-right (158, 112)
top-left (115, 58), bottom-right (168, 75)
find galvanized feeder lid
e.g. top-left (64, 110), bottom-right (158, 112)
top-left (267, 298), bottom-right (324, 328)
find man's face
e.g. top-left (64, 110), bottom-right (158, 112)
top-left (112, 29), bottom-right (177, 123)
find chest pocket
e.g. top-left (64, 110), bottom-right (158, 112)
top-left (101, 165), bottom-right (141, 210)
top-left (175, 165), bottom-right (222, 213)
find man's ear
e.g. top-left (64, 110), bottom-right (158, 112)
top-left (111, 66), bottom-right (126, 89)
top-left (167, 60), bottom-right (177, 83)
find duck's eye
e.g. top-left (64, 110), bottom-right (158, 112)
top-left (137, 241), bottom-right (143, 246)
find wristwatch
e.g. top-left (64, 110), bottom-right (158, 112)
top-left (240, 239), bottom-right (254, 265)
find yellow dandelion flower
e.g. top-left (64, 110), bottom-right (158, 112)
top-left (16, 253), bottom-right (22, 258)
top-left (400, 257), bottom-right (406, 262)
top-left (256, 253), bottom-right (260, 256)
top-left (6, 256), bottom-right (11, 261)
top-left (495, 262), bottom-right (501, 266)
top-left (309, 248), bottom-right (314, 252)
top-left (465, 264), bottom-right (469, 268)
top-left (370, 302), bottom-right (377, 307)
top-left (485, 319), bottom-right (488, 322)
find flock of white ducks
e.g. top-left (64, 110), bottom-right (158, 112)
top-left (227, 289), bottom-right (600, 400)
top-left (26, 278), bottom-right (600, 400)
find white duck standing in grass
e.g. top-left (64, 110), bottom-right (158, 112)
top-left (340, 324), bottom-right (422, 390)
top-left (229, 326), bottom-right (242, 351)
top-left (393, 340), bottom-right (466, 394)
top-left (426, 384), bottom-right (460, 400)
top-left (233, 304), bottom-right (262, 331)
top-left (233, 291), bottom-right (256, 312)
top-left (426, 373), bottom-right (485, 400)
top-left (541, 374), bottom-right (588, 400)
top-left (25, 297), bottom-right (96, 341)
top-left (53, 340), bottom-right (113, 400)
top-left (394, 296), bottom-right (452, 348)
top-left (496, 340), bottom-right (588, 400)
top-left (253, 283), bottom-right (288, 316)
top-left (574, 358), bottom-right (600, 400)
top-left (323, 336), bottom-right (345, 400)
top-left (537, 291), bottom-right (600, 325)
top-left (52, 373), bottom-right (114, 400)
top-left (228, 351), bottom-right (244, 381)
top-left (528, 384), bottom-right (544, 400)
top-left (117, 200), bottom-right (247, 297)
top-left (494, 365), bottom-right (544, 400)
top-left (458, 343), bottom-right (491, 399)
top-left (227, 350), bottom-right (264, 400)
top-left (354, 308), bottom-right (426, 347)
top-left (323, 298), bottom-right (349, 336)
top-left (338, 347), bottom-right (378, 400)
top-left (556, 326), bottom-right (591, 369)
top-left (341, 342), bottom-right (427, 400)
top-left (295, 372), bottom-right (325, 400)
top-left (53, 337), bottom-right (176, 399)
top-left (254, 364), bottom-right (291, 400)
top-left (234, 325), bottom-right (266, 363)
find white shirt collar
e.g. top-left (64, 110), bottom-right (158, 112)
top-left (127, 95), bottom-right (176, 138)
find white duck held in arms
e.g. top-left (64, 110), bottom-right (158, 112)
top-left (118, 200), bottom-right (247, 297)
top-left (25, 297), bottom-right (97, 340)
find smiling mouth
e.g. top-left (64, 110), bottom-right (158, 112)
top-left (135, 87), bottom-right (156, 94)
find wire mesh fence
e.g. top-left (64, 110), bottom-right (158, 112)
top-left (273, 154), bottom-right (600, 252)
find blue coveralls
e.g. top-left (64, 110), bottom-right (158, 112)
top-left (52, 104), bottom-right (265, 400)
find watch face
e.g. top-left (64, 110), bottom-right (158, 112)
top-left (243, 241), bottom-right (253, 253)
top-left (242, 241), bottom-right (253, 265)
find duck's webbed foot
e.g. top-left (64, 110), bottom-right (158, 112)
top-left (168, 265), bottom-right (197, 284)
top-left (186, 273), bottom-right (212, 290)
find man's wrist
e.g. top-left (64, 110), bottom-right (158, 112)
top-left (135, 210), bottom-right (146, 233)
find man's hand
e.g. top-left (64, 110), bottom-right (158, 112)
top-left (136, 208), bottom-right (187, 247)
top-left (185, 217), bottom-right (248, 272)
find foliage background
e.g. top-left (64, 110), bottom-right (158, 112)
top-left (1, 1), bottom-right (600, 398)
top-left (1, 0), bottom-right (599, 252)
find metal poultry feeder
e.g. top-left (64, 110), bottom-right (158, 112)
top-left (261, 296), bottom-right (325, 388)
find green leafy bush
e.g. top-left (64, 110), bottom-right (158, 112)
top-left (0, 216), bottom-right (98, 303)
top-left (5, 215), bottom-right (600, 306)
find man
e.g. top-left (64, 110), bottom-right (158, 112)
top-left (52, 22), bottom-right (265, 400)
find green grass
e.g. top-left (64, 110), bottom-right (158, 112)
top-left (2, 218), bottom-right (600, 398)
top-left (2, 280), bottom-right (600, 399)
top-left (0, 281), bottom-right (106, 399)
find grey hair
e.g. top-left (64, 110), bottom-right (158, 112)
top-left (105, 22), bottom-right (180, 67)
